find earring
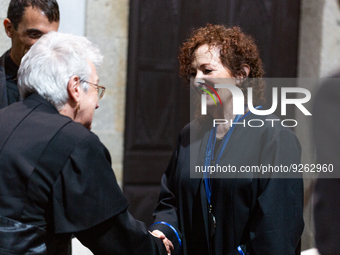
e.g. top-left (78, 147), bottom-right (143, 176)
top-left (235, 77), bottom-right (242, 86)
top-left (76, 102), bottom-right (80, 111)
top-left (236, 76), bottom-right (246, 86)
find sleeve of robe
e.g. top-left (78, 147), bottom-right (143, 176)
top-left (149, 135), bottom-right (183, 255)
top-left (52, 132), bottom-right (167, 255)
top-left (229, 128), bottom-right (305, 255)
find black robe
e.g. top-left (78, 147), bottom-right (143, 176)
top-left (0, 94), bottom-right (166, 255)
top-left (150, 114), bottom-right (304, 255)
top-left (0, 49), bottom-right (20, 109)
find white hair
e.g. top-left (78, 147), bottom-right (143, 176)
top-left (18, 31), bottom-right (103, 110)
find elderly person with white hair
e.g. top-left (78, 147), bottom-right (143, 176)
top-left (0, 31), bottom-right (172, 255)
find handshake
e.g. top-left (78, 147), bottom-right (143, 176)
top-left (150, 230), bottom-right (174, 255)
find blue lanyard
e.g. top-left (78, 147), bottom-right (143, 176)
top-left (203, 107), bottom-right (261, 205)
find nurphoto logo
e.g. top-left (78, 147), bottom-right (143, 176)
top-left (198, 81), bottom-right (312, 128)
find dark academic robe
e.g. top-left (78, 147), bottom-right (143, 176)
top-left (313, 72), bottom-right (340, 255)
top-left (0, 49), bottom-right (20, 109)
top-left (0, 94), bottom-right (166, 255)
top-left (150, 114), bottom-right (304, 255)
top-left (0, 51), bottom-right (8, 109)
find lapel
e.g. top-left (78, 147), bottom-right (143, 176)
top-left (194, 127), bottom-right (212, 252)
top-left (200, 178), bottom-right (211, 252)
top-left (194, 121), bottom-right (241, 252)
top-left (0, 50), bottom-right (9, 109)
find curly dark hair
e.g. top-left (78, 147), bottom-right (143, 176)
top-left (179, 24), bottom-right (265, 105)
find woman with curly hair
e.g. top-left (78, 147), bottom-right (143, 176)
top-left (149, 24), bottom-right (304, 255)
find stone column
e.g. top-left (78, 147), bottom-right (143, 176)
top-left (85, 0), bottom-right (130, 187)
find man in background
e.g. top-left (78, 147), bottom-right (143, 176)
top-left (0, 0), bottom-right (59, 109)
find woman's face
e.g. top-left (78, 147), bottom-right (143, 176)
top-left (190, 44), bottom-right (236, 107)
top-left (75, 61), bottom-right (100, 130)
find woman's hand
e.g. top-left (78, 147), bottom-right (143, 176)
top-left (149, 230), bottom-right (174, 255)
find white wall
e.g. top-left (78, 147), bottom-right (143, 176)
top-left (58, 0), bottom-right (86, 36)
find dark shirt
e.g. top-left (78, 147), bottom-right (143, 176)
top-left (5, 51), bottom-right (20, 105)
top-left (213, 139), bottom-right (222, 159)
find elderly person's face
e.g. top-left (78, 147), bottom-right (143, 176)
top-left (190, 44), bottom-right (235, 107)
top-left (74, 61), bottom-right (100, 130)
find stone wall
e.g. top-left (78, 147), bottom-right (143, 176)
top-left (85, 0), bottom-right (129, 187)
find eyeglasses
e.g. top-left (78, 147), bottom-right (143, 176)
top-left (80, 80), bottom-right (106, 99)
